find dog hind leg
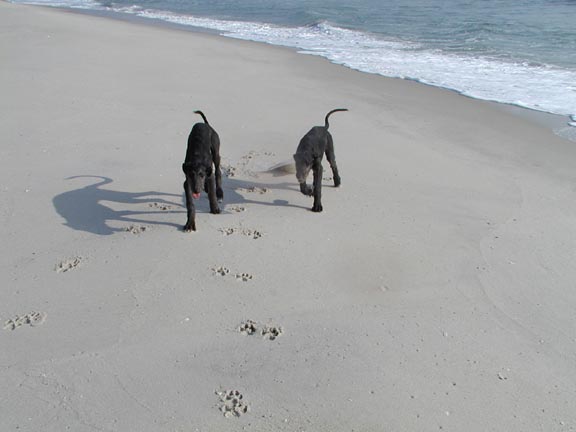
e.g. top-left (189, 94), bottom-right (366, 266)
top-left (214, 157), bottom-right (223, 202)
top-left (211, 134), bottom-right (224, 202)
top-left (325, 135), bottom-right (341, 187)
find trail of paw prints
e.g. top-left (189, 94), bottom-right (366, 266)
top-left (242, 229), bottom-right (262, 240)
top-left (3, 311), bottom-right (47, 330)
top-left (238, 186), bottom-right (269, 195)
top-left (218, 227), bottom-right (263, 240)
top-left (238, 151), bottom-right (259, 178)
top-left (212, 266), bottom-right (253, 282)
top-left (227, 205), bottom-right (246, 213)
top-left (55, 256), bottom-right (83, 273)
top-left (219, 227), bottom-right (235, 236)
top-left (223, 151), bottom-right (276, 179)
top-left (235, 273), bottom-right (253, 282)
top-left (238, 320), bottom-right (283, 340)
top-left (221, 164), bottom-right (237, 178)
top-left (124, 224), bottom-right (149, 235)
top-left (212, 266), bottom-right (230, 277)
top-left (216, 389), bottom-right (250, 418)
top-left (240, 150), bottom-right (276, 164)
top-left (148, 202), bottom-right (173, 211)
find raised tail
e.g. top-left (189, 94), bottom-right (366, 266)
top-left (194, 110), bottom-right (209, 125)
top-left (324, 108), bottom-right (348, 129)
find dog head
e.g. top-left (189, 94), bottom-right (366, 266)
top-left (293, 153), bottom-right (312, 184)
top-left (182, 162), bottom-right (213, 198)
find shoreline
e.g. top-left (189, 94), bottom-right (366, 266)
top-left (2, 2), bottom-right (576, 431)
top-left (9, 0), bottom-right (576, 142)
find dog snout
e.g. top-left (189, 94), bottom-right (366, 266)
top-left (190, 173), bottom-right (205, 194)
top-left (296, 166), bottom-right (311, 184)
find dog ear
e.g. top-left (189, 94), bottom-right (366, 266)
top-left (206, 166), bottom-right (213, 177)
top-left (182, 163), bottom-right (189, 174)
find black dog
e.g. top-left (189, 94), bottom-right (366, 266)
top-left (182, 110), bottom-right (223, 232)
top-left (293, 108), bottom-right (347, 212)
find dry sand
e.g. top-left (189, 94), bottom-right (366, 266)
top-left (1, 2), bottom-right (576, 430)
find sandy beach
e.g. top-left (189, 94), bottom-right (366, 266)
top-left (2, 2), bottom-right (576, 430)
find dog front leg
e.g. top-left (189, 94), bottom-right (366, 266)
top-left (311, 160), bottom-right (323, 212)
top-left (206, 174), bottom-right (221, 215)
top-left (328, 159), bottom-right (341, 187)
top-left (183, 179), bottom-right (196, 232)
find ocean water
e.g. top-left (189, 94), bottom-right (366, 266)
top-left (11, 0), bottom-right (576, 134)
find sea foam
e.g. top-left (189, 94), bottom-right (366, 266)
top-left (10, 0), bottom-right (576, 130)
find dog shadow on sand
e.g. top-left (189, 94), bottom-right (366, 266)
top-left (219, 176), bottom-right (309, 211)
top-left (53, 174), bottom-right (310, 235)
top-left (52, 176), bottom-right (183, 235)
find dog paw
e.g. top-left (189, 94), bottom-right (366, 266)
top-left (300, 184), bottom-right (313, 196)
top-left (311, 204), bottom-right (323, 212)
top-left (216, 389), bottom-right (250, 418)
top-left (334, 177), bottom-right (341, 187)
top-left (183, 223), bottom-right (196, 232)
top-left (3, 311), bottom-right (47, 331)
top-left (211, 207), bottom-right (221, 215)
top-left (149, 202), bottom-right (173, 211)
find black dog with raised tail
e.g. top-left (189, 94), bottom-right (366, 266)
top-left (182, 110), bottom-right (223, 232)
top-left (293, 108), bottom-right (347, 212)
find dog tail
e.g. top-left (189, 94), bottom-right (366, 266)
top-left (194, 110), bottom-right (209, 125)
top-left (324, 108), bottom-right (348, 129)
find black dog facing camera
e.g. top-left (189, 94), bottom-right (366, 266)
top-left (182, 111), bottom-right (223, 232)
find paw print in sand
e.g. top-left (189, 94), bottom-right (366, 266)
top-left (55, 256), bottom-right (82, 273)
top-left (237, 320), bottom-right (283, 340)
top-left (216, 389), bottom-right (250, 418)
top-left (3, 311), bottom-right (47, 330)
top-left (212, 266), bottom-right (230, 276)
top-left (235, 273), bottom-right (253, 282)
top-left (238, 320), bottom-right (258, 335)
top-left (261, 325), bottom-right (283, 341)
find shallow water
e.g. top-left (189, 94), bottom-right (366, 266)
top-left (12, 0), bottom-right (576, 136)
